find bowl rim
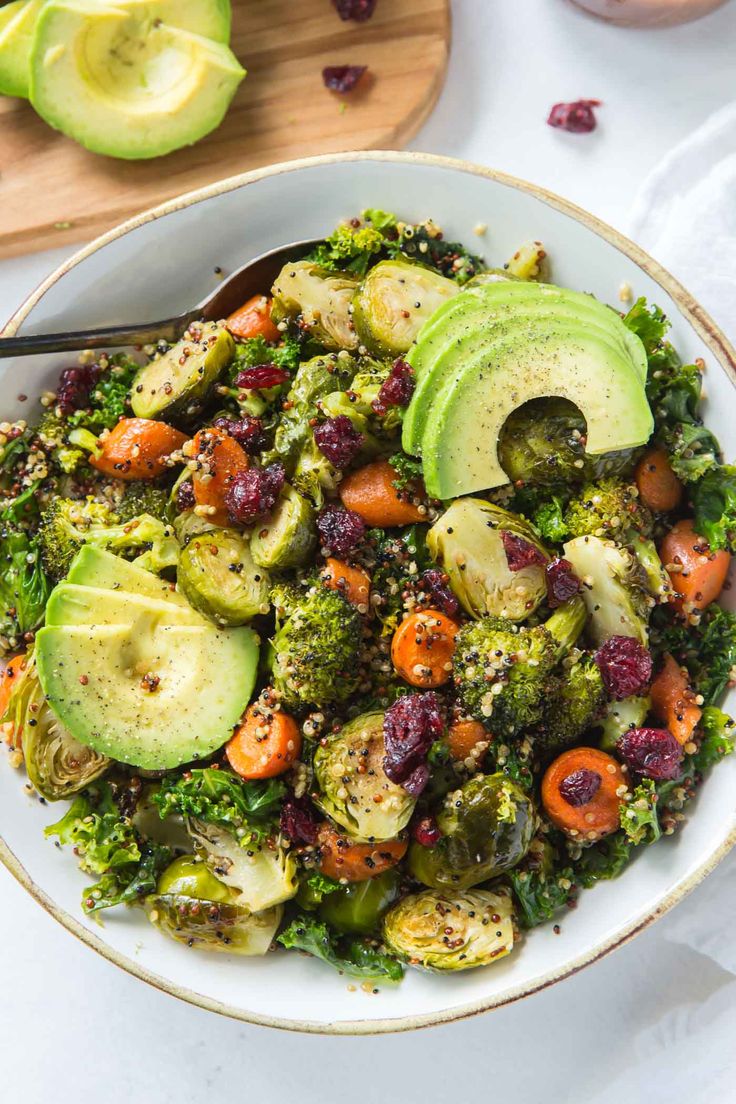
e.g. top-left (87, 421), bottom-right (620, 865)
top-left (1, 149), bottom-right (735, 1035)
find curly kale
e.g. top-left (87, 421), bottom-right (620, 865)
top-left (83, 842), bottom-right (172, 915)
top-left (652, 604), bottom-right (736, 707)
top-left (388, 452), bottom-right (424, 493)
top-left (619, 780), bottom-right (661, 846)
top-left (277, 914), bottom-right (404, 981)
top-left (153, 768), bottom-right (285, 848)
top-left (231, 335), bottom-right (301, 374)
top-left (45, 781), bottom-right (140, 877)
top-left (691, 464), bottom-right (736, 552)
top-left (67, 354), bottom-right (138, 433)
top-left (694, 706), bottom-right (736, 772)
top-left (0, 524), bottom-right (51, 639)
top-left (507, 839), bottom-right (576, 928)
top-left (574, 832), bottom-right (633, 887)
top-left (305, 222), bottom-right (387, 278)
top-left (659, 422), bottom-right (719, 483)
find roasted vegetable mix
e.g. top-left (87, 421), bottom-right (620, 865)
top-left (2, 210), bottom-right (735, 985)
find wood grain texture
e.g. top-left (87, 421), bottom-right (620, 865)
top-left (0, 0), bottom-right (450, 258)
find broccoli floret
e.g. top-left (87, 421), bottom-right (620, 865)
top-left (453, 597), bottom-right (587, 738)
top-left (564, 478), bottom-right (652, 539)
top-left (536, 655), bottom-right (606, 757)
top-left (116, 482), bottom-right (171, 525)
top-left (270, 582), bottom-right (363, 709)
top-left (305, 223), bottom-right (387, 277)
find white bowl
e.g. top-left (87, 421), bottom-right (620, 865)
top-left (2, 152), bottom-right (735, 1034)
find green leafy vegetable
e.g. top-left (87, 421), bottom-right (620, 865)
top-left (574, 833), bottom-right (633, 887)
top-left (153, 768), bottom-right (284, 848)
top-left (694, 706), bottom-right (736, 772)
top-left (305, 223), bottom-right (387, 278)
top-left (620, 780), bottom-right (661, 846)
top-left (388, 452), bottom-right (424, 493)
top-left (692, 464), bottom-right (736, 552)
top-left (277, 914), bottom-right (404, 981)
top-left (508, 846), bottom-right (576, 928)
top-left (231, 335), bottom-right (301, 374)
top-left (67, 355), bottom-right (138, 433)
top-left (45, 782), bottom-right (140, 876)
top-left (83, 842), bottom-right (172, 914)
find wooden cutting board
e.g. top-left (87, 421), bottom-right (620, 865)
top-left (0, 0), bottom-right (450, 259)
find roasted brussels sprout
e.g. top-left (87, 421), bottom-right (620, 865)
top-left (383, 886), bottom-right (515, 971)
top-left (271, 261), bottom-right (359, 350)
top-left (564, 535), bottom-right (650, 645)
top-left (319, 869), bottom-right (400, 935)
top-left (172, 508), bottom-right (217, 546)
top-left (250, 485), bottom-right (317, 570)
top-left (428, 499), bottom-right (548, 622)
top-left (188, 819), bottom-right (297, 912)
top-left (313, 712), bottom-right (416, 842)
top-left (177, 528), bottom-right (270, 626)
top-left (408, 774), bottom-right (534, 890)
top-left (269, 353), bottom-right (358, 470)
top-left (145, 855), bottom-right (282, 955)
top-left (595, 695), bottom-right (651, 751)
top-left (352, 259), bottom-right (460, 357)
top-left (628, 534), bottom-right (673, 603)
top-left (131, 323), bottom-right (235, 421)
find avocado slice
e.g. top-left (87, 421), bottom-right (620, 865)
top-left (36, 621), bottom-right (259, 769)
top-left (0, 0), bottom-right (42, 98)
top-left (45, 583), bottom-right (206, 627)
top-left (29, 1), bottom-right (245, 160)
top-left (66, 545), bottom-right (189, 605)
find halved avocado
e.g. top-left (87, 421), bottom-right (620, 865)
top-left (36, 621), bottom-right (259, 769)
top-left (0, 0), bottom-right (42, 97)
top-left (131, 323), bottom-right (234, 421)
top-left (66, 545), bottom-right (189, 605)
top-left (29, 1), bottom-right (245, 160)
top-left (45, 583), bottom-right (205, 627)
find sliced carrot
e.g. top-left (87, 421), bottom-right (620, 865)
top-left (650, 653), bottom-right (702, 746)
top-left (635, 447), bottom-right (683, 512)
top-left (90, 418), bottom-right (187, 481)
top-left (226, 701), bottom-right (302, 780)
top-left (191, 426), bottom-right (249, 527)
top-left (322, 558), bottom-right (371, 609)
top-left (659, 518), bottom-right (731, 611)
top-left (391, 609), bottom-right (459, 689)
top-left (226, 295), bottom-right (281, 343)
top-left (0, 653), bottom-right (27, 747)
top-left (339, 459), bottom-right (425, 527)
top-left (541, 747), bottom-right (628, 841)
top-left (446, 719), bottom-right (490, 765)
top-left (316, 823), bottom-right (407, 882)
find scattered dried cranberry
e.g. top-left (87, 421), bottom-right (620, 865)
top-left (225, 462), bottom-right (285, 526)
top-left (333, 0), bottom-right (376, 19)
top-left (617, 728), bottom-right (683, 781)
top-left (176, 481), bottom-right (195, 512)
top-left (412, 814), bottom-right (441, 847)
top-left (546, 557), bottom-right (582, 608)
top-left (56, 363), bottom-right (102, 415)
top-left (316, 504), bottom-right (366, 557)
top-left (235, 364), bottom-right (290, 390)
top-left (213, 415), bottom-right (268, 455)
top-left (501, 531), bottom-right (547, 572)
top-left (547, 99), bottom-right (601, 134)
top-left (420, 568), bottom-right (459, 617)
top-left (322, 65), bottom-right (367, 93)
top-left (559, 769), bottom-right (601, 807)
top-left (372, 358), bottom-right (415, 416)
top-left (383, 691), bottom-right (444, 797)
top-left (280, 795), bottom-right (320, 845)
top-left (594, 636), bottom-right (653, 700)
top-left (313, 415), bottom-right (364, 469)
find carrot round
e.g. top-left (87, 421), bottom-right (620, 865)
top-left (339, 459), bottom-right (425, 527)
top-left (226, 701), bottom-right (302, 780)
top-left (660, 518), bottom-right (731, 611)
top-left (446, 719), bottom-right (490, 764)
top-left (0, 653), bottom-right (27, 747)
top-left (316, 823), bottom-right (407, 882)
top-left (391, 609), bottom-right (459, 688)
top-left (635, 447), bottom-right (683, 512)
top-left (90, 418), bottom-right (187, 481)
top-left (541, 747), bottom-right (628, 841)
top-left (191, 426), bottom-right (249, 527)
top-left (650, 653), bottom-right (702, 746)
top-left (322, 558), bottom-right (371, 609)
top-left (226, 295), bottom-right (281, 343)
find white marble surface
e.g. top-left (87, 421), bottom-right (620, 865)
top-left (2, 0), bottom-right (736, 1099)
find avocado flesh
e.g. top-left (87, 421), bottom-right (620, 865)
top-left (36, 621), bottom-right (259, 770)
top-left (45, 583), bottom-right (206, 627)
top-left (29, 1), bottom-right (245, 160)
top-left (0, 0), bottom-right (42, 97)
top-left (66, 545), bottom-right (189, 605)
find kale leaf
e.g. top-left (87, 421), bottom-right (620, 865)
top-left (153, 768), bottom-right (285, 847)
top-left (619, 780), bottom-right (661, 846)
top-left (694, 706), bottom-right (736, 772)
top-left (691, 464), bottom-right (736, 552)
top-left (83, 842), bottom-right (172, 914)
top-left (45, 781), bottom-right (141, 876)
top-left (278, 914), bottom-right (404, 981)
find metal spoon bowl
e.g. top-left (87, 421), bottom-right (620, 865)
top-left (0, 238), bottom-right (319, 359)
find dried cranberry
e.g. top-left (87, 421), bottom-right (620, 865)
top-left (322, 65), bottom-right (367, 93)
top-left (412, 814), bottom-right (441, 847)
top-left (333, 0), bottom-right (376, 20)
top-left (547, 99), bottom-right (601, 134)
top-left (594, 636), bottom-right (653, 700)
top-left (559, 769), bottom-right (601, 807)
top-left (617, 728), bottom-right (683, 781)
top-left (56, 363), bottom-right (102, 415)
top-left (313, 416), bottom-right (364, 469)
top-left (383, 691), bottom-right (444, 796)
top-left (176, 481), bottom-right (195, 512)
top-left (280, 795), bottom-right (320, 845)
top-left (546, 557), bottom-right (582, 607)
top-left (420, 568), bottom-right (459, 617)
top-left (372, 358), bottom-right (415, 416)
top-left (225, 462), bottom-right (285, 526)
top-left (235, 364), bottom-right (290, 390)
top-left (501, 531), bottom-right (547, 572)
top-left (316, 504), bottom-right (366, 557)
top-left (212, 415), bottom-right (268, 455)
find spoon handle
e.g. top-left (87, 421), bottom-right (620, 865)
top-left (0, 313), bottom-right (193, 358)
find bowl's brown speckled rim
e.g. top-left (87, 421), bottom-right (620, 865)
top-left (1, 150), bottom-right (735, 1035)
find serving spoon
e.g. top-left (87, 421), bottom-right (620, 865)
top-left (0, 238), bottom-right (319, 359)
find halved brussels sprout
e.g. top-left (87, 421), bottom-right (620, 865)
top-left (383, 886), bottom-right (515, 971)
top-left (131, 323), bottom-right (235, 421)
top-left (408, 773), bottom-right (535, 890)
top-left (319, 869), bottom-right (400, 935)
top-left (173, 508), bottom-right (218, 546)
top-left (352, 259), bottom-right (460, 357)
top-left (250, 485), bottom-right (316, 570)
top-left (177, 528), bottom-right (270, 626)
top-left (145, 855), bottom-right (282, 955)
top-left (628, 533), bottom-right (673, 603)
top-left (313, 712), bottom-right (416, 842)
top-left (132, 785), bottom-right (191, 852)
top-left (596, 695), bottom-right (651, 751)
top-left (188, 819), bottom-right (297, 912)
top-left (271, 261), bottom-right (359, 350)
top-left (428, 498), bottom-right (548, 621)
top-left (564, 535), bottom-right (649, 645)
